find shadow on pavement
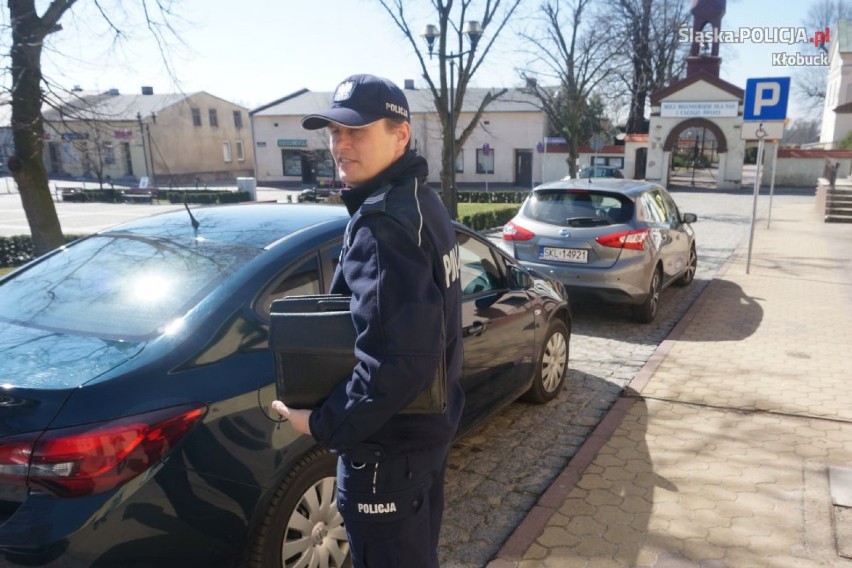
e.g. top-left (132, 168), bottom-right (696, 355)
top-left (677, 278), bottom-right (763, 342)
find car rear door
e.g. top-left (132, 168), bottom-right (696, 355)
top-left (642, 189), bottom-right (689, 283)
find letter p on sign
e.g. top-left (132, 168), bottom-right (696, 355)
top-left (754, 83), bottom-right (780, 115)
top-left (743, 77), bottom-right (790, 121)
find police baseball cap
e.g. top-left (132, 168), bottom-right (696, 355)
top-left (301, 74), bottom-right (410, 130)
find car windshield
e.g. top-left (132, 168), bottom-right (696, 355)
top-left (0, 234), bottom-right (260, 339)
top-left (522, 190), bottom-right (634, 227)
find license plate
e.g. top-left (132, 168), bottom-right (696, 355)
top-left (540, 247), bottom-right (588, 263)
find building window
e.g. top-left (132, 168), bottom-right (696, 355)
top-left (315, 150), bottom-right (334, 177)
top-left (236, 140), bottom-right (245, 161)
top-left (102, 141), bottom-right (116, 165)
top-left (191, 108), bottom-right (201, 127)
top-left (282, 150), bottom-right (302, 176)
top-left (455, 150), bottom-right (464, 173)
top-left (589, 156), bottom-right (623, 168)
top-left (209, 109), bottom-right (219, 127)
top-left (233, 110), bottom-right (243, 129)
top-left (476, 148), bottom-right (494, 174)
top-left (223, 141), bottom-right (232, 162)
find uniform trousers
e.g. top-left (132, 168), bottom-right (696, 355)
top-left (336, 444), bottom-right (451, 568)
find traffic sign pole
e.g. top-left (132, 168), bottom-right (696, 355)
top-left (742, 77), bottom-right (790, 274)
top-left (767, 141), bottom-right (779, 229)
top-left (747, 136), bottom-right (765, 275)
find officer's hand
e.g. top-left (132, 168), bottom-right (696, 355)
top-left (271, 400), bottom-right (313, 435)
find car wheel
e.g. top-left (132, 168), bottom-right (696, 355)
top-left (522, 319), bottom-right (569, 403)
top-left (249, 449), bottom-right (351, 568)
top-left (633, 267), bottom-right (662, 323)
top-left (674, 245), bottom-right (697, 287)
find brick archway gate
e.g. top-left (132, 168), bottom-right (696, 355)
top-left (663, 117), bottom-right (730, 188)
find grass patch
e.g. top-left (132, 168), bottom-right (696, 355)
top-left (0, 267), bottom-right (14, 277)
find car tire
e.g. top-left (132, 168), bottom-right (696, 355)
top-left (633, 267), bottom-right (662, 323)
top-left (522, 318), bottom-right (569, 403)
top-left (248, 448), bottom-right (351, 568)
top-left (674, 245), bottom-right (697, 287)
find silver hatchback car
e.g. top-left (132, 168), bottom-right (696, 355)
top-left (501, 179), bottom-right (697, 323)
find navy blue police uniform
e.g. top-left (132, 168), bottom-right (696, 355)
top-left (301, 73), bottom-right (463, 568)
top-left (307, 151), bottom-right (464, 567)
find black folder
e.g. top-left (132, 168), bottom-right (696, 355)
top-left (269, 295), bottom-right (446, 414)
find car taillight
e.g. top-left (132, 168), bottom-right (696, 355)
top-left (0, 404), bottom-right (206, 498)
top-left (596, 229), bottom-right (649, 251)
top-left (502, 220), bottom-right (535, 241)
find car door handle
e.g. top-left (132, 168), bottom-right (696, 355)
top-left (465, 322), bottom-right (486, 337)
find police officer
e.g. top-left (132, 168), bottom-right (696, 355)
top-left (272, 74), bottom-right (463, 568)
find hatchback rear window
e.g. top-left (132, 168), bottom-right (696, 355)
top-left (0, 235), bottom-right (260, 339)
top-left (523, 190), bottom-right (634, 226)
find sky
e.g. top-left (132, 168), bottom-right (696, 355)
top-left (7, 0), bottom-right (832, 123)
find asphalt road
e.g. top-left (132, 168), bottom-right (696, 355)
top-left (0, 182), bottom-right (303, 237)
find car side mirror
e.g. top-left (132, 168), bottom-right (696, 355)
top-left (508, 265), bottom-right (532, 290)
top-left (682, 212), bottom-right (697, 224)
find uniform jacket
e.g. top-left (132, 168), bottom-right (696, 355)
top-left (308, 151), bottom-right (464, 455)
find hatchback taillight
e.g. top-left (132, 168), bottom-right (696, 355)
top-left (502, 221), bottom-right (535, 241)
top-left (0, 404), bottom-right (206, 498)
top-left (596, 229), bottom-right (649, 251)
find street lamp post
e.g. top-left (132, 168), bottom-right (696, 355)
top-left (136, 112), bottom-right (149, 185)
top-left (421, 20), bottom-right (483, 217)
top-left (148, 112), bottom-right (157, 187)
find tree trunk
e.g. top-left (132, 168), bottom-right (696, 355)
top-left (623, 0), bottom-right (653, 135)
top-left (440, 132), bottom-right (458, 219)
top-left (8, 0), bottom-right (65, 254)
top-left (627, 76), bottom-right (648, 134)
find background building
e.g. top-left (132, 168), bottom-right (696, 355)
top-left (250, 83), bottom-right (547, 189)
top-left (42, 88), bottom-right (253, 186)
top-left (821, 19), bottom-right (852, 148)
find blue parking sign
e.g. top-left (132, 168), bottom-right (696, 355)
top-left (743, 78), bottom-right (790, 121)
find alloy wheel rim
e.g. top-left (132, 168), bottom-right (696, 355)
top-left (650, 272), bottom-right (661, 316)
top-left (686, 250), bottom-right (697, 281)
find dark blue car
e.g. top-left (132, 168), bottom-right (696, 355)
top-left (0, 203), bottom-right (570, 567)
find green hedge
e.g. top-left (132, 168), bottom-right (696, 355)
top-left (460, 206), bottom-right (520, 232)
top-left (60, 189), bottom-right (251, 204)
top-left (162, 191), bottom-right (251, 204)
top-left (0, 235), bottom-right (83, 268)
top-left (458, 190), bottom-right (528, 204)
top-left (61, 189), bottom-right (122, 202)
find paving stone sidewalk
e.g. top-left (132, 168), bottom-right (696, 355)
top-left (489, 200), bottom-right (852, 567)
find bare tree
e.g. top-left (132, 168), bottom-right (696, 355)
top-left (782, 118), bottom-right (821, 145)
top-left (805, 0), bottom-right (852, 51)
top-left (6, 0), bottom-right (76, 255)
top-left (4, 0), bottom-right (184, 255)
top-left (518, 0), bottom-right (620, 178)
top-left (795, 0), bottom-right (852, 114)
top-left (377, 0), bottom-right (522, 219)
top-left (616, 0), bottom-right (652, 134)
top-left (609, 0), bottom-right (690, 133)
top-left (648, 0), bottom-right (689, 88)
